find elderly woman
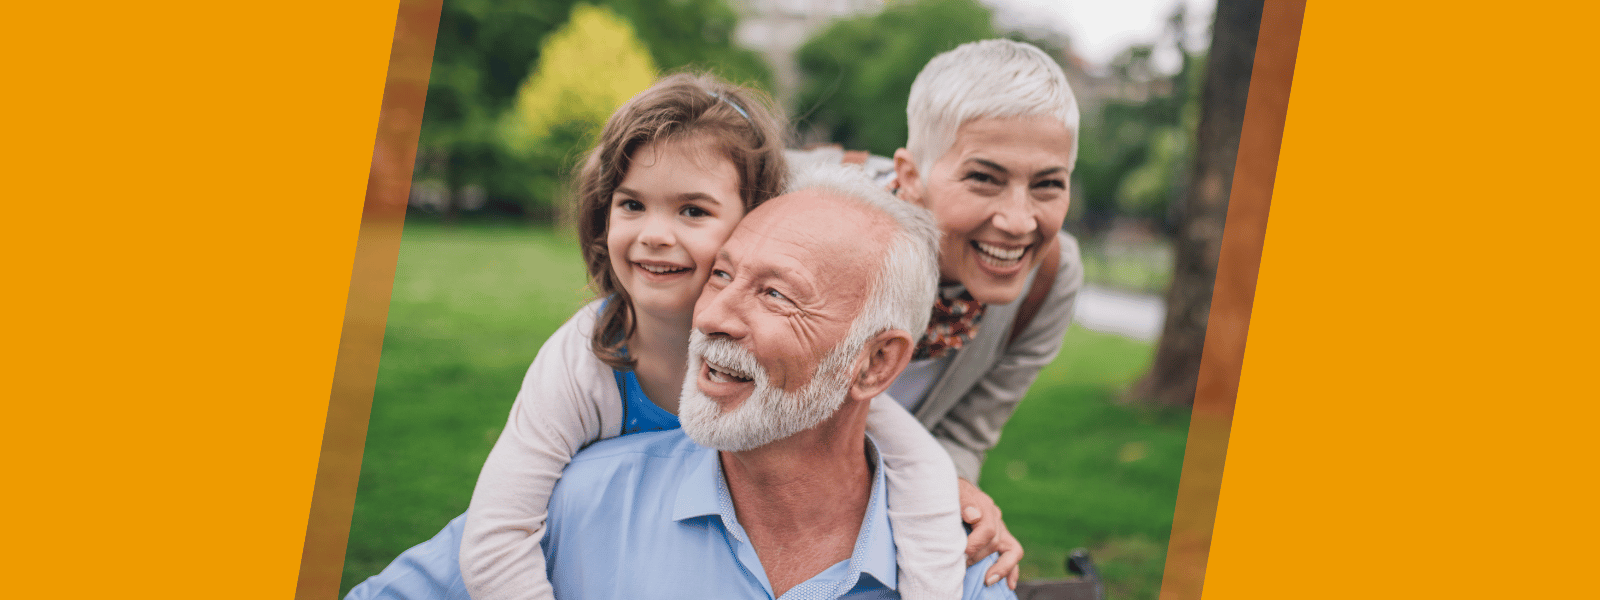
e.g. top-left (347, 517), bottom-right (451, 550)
top-left (881, 39), bottom-right (1085, 590)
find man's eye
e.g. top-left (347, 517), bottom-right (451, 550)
top-left (711, 269), bottom-right (731, 281)
top-left (1034, 179), bottom-right (1066, 190)
top-left (764, 288), bottom-right (788, 301)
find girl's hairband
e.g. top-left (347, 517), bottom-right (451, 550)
top-left (707, 90), bottom-right (752, 123)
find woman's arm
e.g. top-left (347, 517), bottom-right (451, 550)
top-left (459, 302), bottom-right (623, 600)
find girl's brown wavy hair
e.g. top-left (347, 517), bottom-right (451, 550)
top-left (575, 73), bottom-right (789, 370)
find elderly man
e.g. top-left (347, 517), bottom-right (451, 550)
top-left (346, 166), bottom-right (1012, 600)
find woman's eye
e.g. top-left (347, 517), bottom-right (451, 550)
top-left (681, 205), bottom-right (709, 218)
top-left (963, 171), bottom-right (1001, 186)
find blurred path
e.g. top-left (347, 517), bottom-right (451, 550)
top-left (1074, 285), bottom-right (1165, 342)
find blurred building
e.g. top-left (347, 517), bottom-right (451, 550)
top-left (731, 0), bottom-right (886, 108)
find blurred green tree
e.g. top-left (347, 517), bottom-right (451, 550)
top-left (794, 0), bottom-right (996, 156)
top-left (1132, 0), bottom-right (1264, 407)
top-left (1114, 56), bottom-right (1203, 224)
top-left (501, 4), bottom-right (657, 213)
top-left (1075, 5), bottom-right (1205, 233)
top-left (414, 0), bottom-right (771, 219)
top-left (611, 0), bottom-right (771, 88)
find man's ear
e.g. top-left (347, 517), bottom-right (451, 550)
top-left (848, 329), bottom-right (916, 403)
top-left (892, 148), bottom-right (925, 206)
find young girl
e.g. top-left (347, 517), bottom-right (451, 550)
top-left (457, 74), bottom-right (966, 600)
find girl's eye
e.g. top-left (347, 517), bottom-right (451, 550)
top-left (681, 205), bottom-right (709, 218)
top-left (616, 199), bottom-right (644, 212)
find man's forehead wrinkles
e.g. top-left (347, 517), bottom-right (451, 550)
top-left (741, 215), bottom-right (820, 246)
top-left (723, 190), bottom-right (889, 308)
top-left (757, 253), bottom-right (820, 296)
top-left (720, 231), bottom-right (819, 294)
top-left (735, 218), bottom-right (820, 257)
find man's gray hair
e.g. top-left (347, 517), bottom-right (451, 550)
top-left (786, 164), bottom-right (940, 350)
top-left (905, 38), bottom-right (1080, 176)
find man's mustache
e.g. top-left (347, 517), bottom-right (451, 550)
top-left (688, 331), bottom-right (766, 385)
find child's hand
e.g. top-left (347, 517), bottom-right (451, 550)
top-left (958, 477), bottom-right (1023, 589)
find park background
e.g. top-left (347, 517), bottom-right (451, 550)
top-left (8, 1), bottom-right (1598, 600)
top-left (341, 0), bottom-right (1251, 598)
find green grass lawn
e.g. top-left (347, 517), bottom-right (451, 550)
top-left (340, 221), bottom-right (1187, 600)
top-left (981, 328), bottom-right (1187, 600)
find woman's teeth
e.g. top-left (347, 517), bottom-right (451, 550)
top-left (973, 241), bottom-right (1026, 263)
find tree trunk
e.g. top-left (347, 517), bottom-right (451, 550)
top-left (1131, 0), bottom-right (1263, 406)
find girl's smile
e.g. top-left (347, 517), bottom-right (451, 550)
top-left (632, 259), bottom-right (694, 279)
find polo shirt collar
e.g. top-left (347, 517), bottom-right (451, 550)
top-left (670, 442), bottom-right (724, 524)
top-left (856, 437), bottom-right (898, 591)
top-left (669, 437), bottom-right (899, 593)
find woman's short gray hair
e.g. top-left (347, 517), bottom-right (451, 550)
top-left (905, 39), bottom-right (1080, 176)
top-left (786, 164), bottom-right (940, 348)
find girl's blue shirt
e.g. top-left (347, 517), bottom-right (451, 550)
top-left (602, 296), bottom-right (682, 436)
top-left (614, 368), bottom-right (680, 435)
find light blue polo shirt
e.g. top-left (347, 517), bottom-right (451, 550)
top-left (346, 429), bottom-right (1014, 600)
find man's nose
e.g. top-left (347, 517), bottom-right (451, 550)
top-left (693, 283), bottom-right (749, 340)
top-left (991, 186), bottom-right (1038, 238)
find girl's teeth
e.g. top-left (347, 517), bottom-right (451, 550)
top-left (641, 263), bottom-right (687, 274)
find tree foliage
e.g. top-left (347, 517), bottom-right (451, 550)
top-left (1113, 56), bottom-right (1203, 222)
top-left (1075, 7), bottom-right (1205, 233)
top-left (794, 0), bottom-right (996, 156)
top-left (414, 0), bottom-right (771, 219)
top-left (500, 5), bottom-right (656, 207)
top-left (608, 0), bottom-right (771, 88)
top-left (505, 5), bottom-right (657, 148)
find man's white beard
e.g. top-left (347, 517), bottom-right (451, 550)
top-left (679, 330), bottom-right (858, 452)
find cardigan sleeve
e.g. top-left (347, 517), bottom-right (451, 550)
top-left (928, 231), bottom-right (1084, 483)
top-left (459, 300), bottom-right (622, 600)
top-left (867, 396), bottom-right (967, 600)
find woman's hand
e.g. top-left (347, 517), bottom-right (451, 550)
top-left (959, 477), bottom-right (1023, 589)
